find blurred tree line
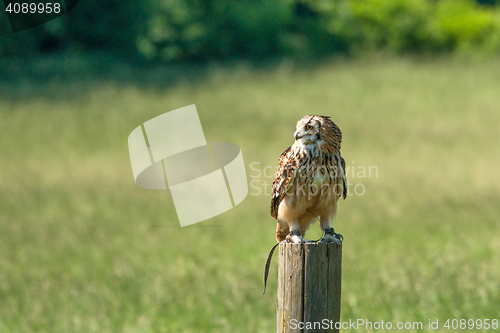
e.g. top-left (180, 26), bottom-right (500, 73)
top-left (1, 0), bottom-right (500, 61)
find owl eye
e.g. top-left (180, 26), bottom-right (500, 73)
top-left (306, 124), bottom-right (313, 130)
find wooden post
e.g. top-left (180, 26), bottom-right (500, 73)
top-left (277, 243), bottom-right (342, 333)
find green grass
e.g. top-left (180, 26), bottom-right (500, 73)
top-left (1, 57), bottom-right (500, 332)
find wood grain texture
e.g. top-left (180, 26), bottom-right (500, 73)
top-left (283, 243), bottom-right (304, 331)
top-left (277, 244), bottom-right (285, 333)
top-left (304, 243), bottom-right (328, 332)
top-left (277, 243), bottom-right (342, 333)
top-left (327, 243), bottom-right (342, 332)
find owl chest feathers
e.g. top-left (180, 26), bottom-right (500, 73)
top-left (291, 143), bottom-right (341, 198)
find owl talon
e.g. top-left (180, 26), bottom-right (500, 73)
top-left (285, 234), bottom-right (306, 244)
top-left (322, 228), bottom-right (343, 244)
top-left (286, 230), bottom-right (308, 244)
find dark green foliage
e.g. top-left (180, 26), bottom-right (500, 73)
top-left (0, 0), bottom-right (148, 58)
top-left (62, 0), bottom-right (147, 53)
top-left (307, 0), bottom-right (500, 55)
top-left (477, 0), bottom-right (498, 6)
top-left (1, 0), bottom-right (500, 61)
top-left (136, 0), bottom-right (345, 61)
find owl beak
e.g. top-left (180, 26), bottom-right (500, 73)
top-left (295, 132), bottom-right (301, 140)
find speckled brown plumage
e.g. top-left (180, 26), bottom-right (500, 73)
top-left (271, 115), bottom-right (347, 243)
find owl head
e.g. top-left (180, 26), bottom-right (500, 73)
top-left (294, 115), bottom-right (342, 151)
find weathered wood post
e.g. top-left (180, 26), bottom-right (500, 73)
top-left (277, 243), bottom-right (342, 333)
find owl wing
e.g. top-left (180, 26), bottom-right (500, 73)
top-left (340, 155), bottom-right (347, 199)
top-left (271, 146), bottom-right (297, 219)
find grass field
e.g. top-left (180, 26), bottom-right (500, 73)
top-left (1, 57), bottom-right (499, 332)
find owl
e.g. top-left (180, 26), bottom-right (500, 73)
top-left (271, 115), bottom-right (347, 244)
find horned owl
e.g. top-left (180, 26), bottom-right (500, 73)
top-left (271, 115), bottom-right (347, 244)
